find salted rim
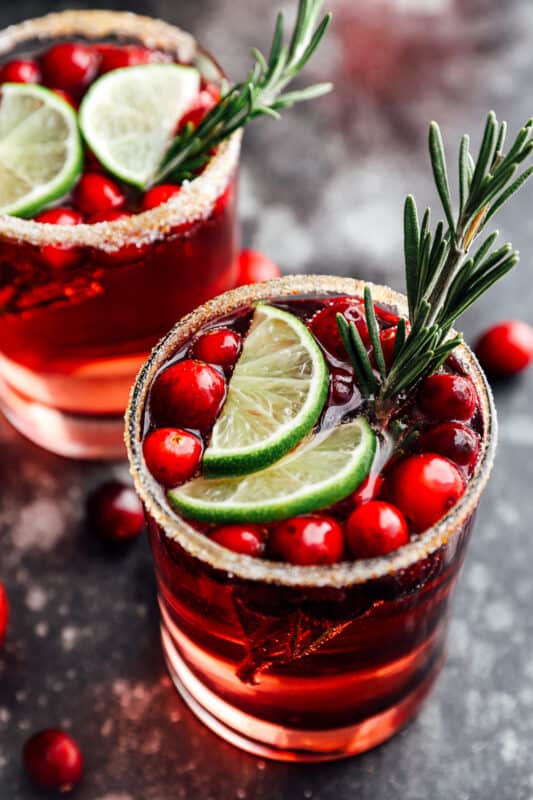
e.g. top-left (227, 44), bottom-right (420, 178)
top-left (125, 274), bottom-right (497, 588)
top-left (0, 10), bottom-right (242, 252)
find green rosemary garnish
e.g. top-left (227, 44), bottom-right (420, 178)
top-left (150, 0), bottom-right (332, 187)
top-left (339, 112), bottom-right (533, 418)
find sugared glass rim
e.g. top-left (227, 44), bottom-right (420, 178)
top-left (0, 10), bottom-right (241, 252)
top-left (125, 275), bottom-right (497, 588)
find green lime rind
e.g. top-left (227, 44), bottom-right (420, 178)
top-left (79, 63), bottom-right (200, 188)
top-left (203, 304), bottom-right (329, 478)
top-left (0, 83), bottom-right (83, 218)
top-left (169, 417), bottom-right (376, 524)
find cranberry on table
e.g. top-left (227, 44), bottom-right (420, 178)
top-left (386, 453), bottom-right (466, 533)
top-left (97, 44), bottom-right (167, 73)
top-left (41, 42), bottom-right (98, 93)
top-left (150, 359), bottom-right (226, 432)
top-left (87, 480), bottom-right (144, 542)
top-left (475, 320), bottom-right (533, 376)
top-left (269, 515), bottom-right (344, 566)
top-left (309, 297), bottom-right (369, 359)
top-left (142, 183), bottom-right (181, 211)
top-left (23, 729), bottom-right (83, 793)
top-left (0, 58), bottom-right (41, 84)
top-left (35, 207), bottom-right (83, 270)
top-left (0, 582), bottom-right (8, 649)
top-left (418, 422), bottom-right (480, 470)
top-left (237, 249), bottom-right (281, 286)
top-left (352, 473), bottom-right (384, 506)
top-left (347, 501), bottom-right (409, 559)
top-left (143, 428), bottom-right (202, 487)
top-left (192, 328), bottom-right (242, 370)
top-left (74, 173), bottom-right (126, 217)
top-left (418, 373), bottom-right (477, 422)
top-left (209, 524), bottom-right (266, 557)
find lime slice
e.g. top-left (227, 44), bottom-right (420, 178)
top-left (79, 64), bottom-right (200, 188)
top-left (0, 83), bottom-right (82, 217)
top-left (203, 304), bottom-right (329, 477)
top-left (169, 418), bottom-right (376, 524)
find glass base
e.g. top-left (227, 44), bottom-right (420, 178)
top-left (0, 376), bottom-right (125, 459)
top-left (161, 625), bottom-right (443, 762)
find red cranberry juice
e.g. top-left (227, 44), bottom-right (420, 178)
top-left (142, 294), bottom-right (483, 740)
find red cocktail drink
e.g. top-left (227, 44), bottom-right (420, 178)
top-left (0, 11), bottom-right (240, 457)
top-left (126, 275), bottom-right (496, 761)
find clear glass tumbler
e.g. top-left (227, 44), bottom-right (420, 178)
top-left (125, 275), bottom-right (496, 762)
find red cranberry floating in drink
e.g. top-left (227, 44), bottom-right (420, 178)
top-left (97, 44), bottom-right (167, 74)
top-left (141, 184), bottom-right (181, 211)
top-left (23, 729), bottom-right (83, 793)
top-left (0, 583), bottom-right (8, 648)
top-left (35, 207), bottom-right (83, 270)
top-left (475, 320), bottom-right (533, 376)
top-left (387, 453), bottom-right (466, 533)
top-left (210, 524), bottom-right (266, 557)
top-left (74, 172), bottom-right (126, 217)
top-left (237, 249), bottom-right (281, 286)
top-left (192, 328), bottom-right (242, 370)
top-left (418, 373), bottom-right (477, 422)
top-left (87, 480), bottom-right (145, 542)
top-left (418, 422), bottom-right (480, 470)
top-left (143, 428), bottom-right (202, 487)
top-left (346, 501), bottom-right (409, 559)
top-left (270, 515), bottom-right (344, 565)
top-left (309, 297), bottom-right (369, 359)
top-left (179, 85), bottom-right (220, 129)
top-left (150, 359), bottom-right (226, 432)
top-left (41, 42), bottom-right (98, 93)
top-left (0, 58), bottom-right (41, 83)
top-left (330, 367), bottom-right (356, 404)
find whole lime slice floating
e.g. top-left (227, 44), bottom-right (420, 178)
top-left (0, 83), bottom-right (82, 217)
top-left (203, 304), bottom-right (329, 477)
top-left (79, 63), bottom-right (200, 188)
top-left (169, 417), bottom-right (376, 524)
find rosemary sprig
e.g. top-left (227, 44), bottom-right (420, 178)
top-left (149, 0), bottom-right (332, 187)
top-left (339, 112), bottom-right (533, 418)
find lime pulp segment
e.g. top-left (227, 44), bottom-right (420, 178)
top-left (203, 304), bottom-right (329, 477)
top-left (79, 64), bottom-right (201, 188)
top-left (169, 417), bottom-right (377, 524)
top-left (0, 83), bottom-right (82, 217)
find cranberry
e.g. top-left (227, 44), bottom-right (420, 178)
top-left (347, 501), bottom-right (409, 559)
top-left (309, 297), bottom-right (369, 359)
top-left (209, 524), bottom-right (266, 557)
top-left (41, 43), bottom-right (98, 93)
top-left (330, 367), bottom-right (355, 404)
top-left (269, 515), bottom-right (344, 565)
top-left (87, 209), bottom-right (132, 224)
top-left (192, 328), bottom-right (242, 370)
top-left (97, 44), bottom-right (168, 74)
top-left (74, 173), bottom-right (126, 217)
top-left (476, 320), bottom-right (533, 376)
top-left (0, 583), bottom-right (8, 649)
top-left (386, 453), bottom-right (466, 533)
top-left (141, 183), bottom-right (181, 211)
top-left (179, 85), bottom-right (220, 129)
top-left (418, 373), bottom-right (477, 422)
top-left (87, 480), bottom-right (144, 542)
top-left (143, 428), bottom-right (202, 487)
top-left (352, 473), bottom-right (384, 505)
top-left (150, 359), bottom-right (226, 432)
top-left (0, 58), bottom-right (41, 84)
top-left (237, 249), bottom-right (281, 286)
top-left (23, 729), bottom-right (83, 793)
top-left (418, 422), bottom-right (480, 470)
top-left (35, 207), bottom-right (83, 270)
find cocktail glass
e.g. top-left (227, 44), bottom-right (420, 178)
top-left (0, 10), bottom-right (241, 458)
top-left (125, 274), bottom-right (496, 762)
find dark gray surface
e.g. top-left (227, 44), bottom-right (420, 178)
top-left (1, 0), bottom-right (533, 797)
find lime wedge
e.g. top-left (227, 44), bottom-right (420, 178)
top-left (79, 64), bottom-right (200, 188)
top-left (0, 83), bottom-right (82, 217)
top-left (203, 304), bottom-right (329, 477)
top-left (169, 418), bottom-right (376, 524)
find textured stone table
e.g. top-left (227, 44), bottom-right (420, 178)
top-left (1, 0), bottom-right (533, 797)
